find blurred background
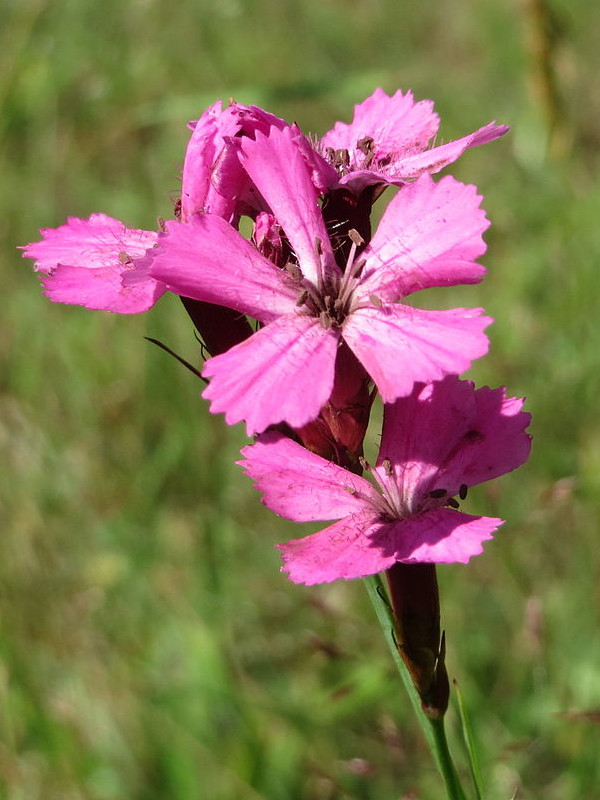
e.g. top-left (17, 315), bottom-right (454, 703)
top-left (2, 0), bottom-right (600, 797)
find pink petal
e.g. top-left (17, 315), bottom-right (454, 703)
top-left (40, 264), bottom-right (165, 313)
top-left (376, 377), bottom-right (531, 503)
top-left (291, 129), bottom-right (339, 193)
top-left (147, 216), bottom-right (297, 323)
top-left (182, 101), bottom-right (289, 221)
top-left (21, 214), bottom-right (164, 313)
top-left (386, 122), bottom-right (510, 181)
top-left (376, 377), bottom-right (479, 497)
top-left (320, 88), bottom-right (508, 192)
top-left (202, 314), bottom-right (339, 435)
top-left (458, 385), bottom-right (532, 487)
top-left (253, 212), bottom-right (284, 265)
top-left (277, 508), bottom-right (501, 585)
top-left (277, 512), bottom-right (398, 584)
top-left (321, 88), bottom-right (439, 162)
top-left (343, 304), bottom-right (491, 402)
top-left (23, 213), bottom-right (157, 273)
top-left (240, 126), bottom-right (337, 285)
top-left (239, 432), bottom-right (379, 522)
top-left (391, 509), bottom-right (501, 564)
top-left (181, 100), bottom-right (239, 221)
top-left (357, 175), bottom-right (488, 301)
top-left (334, 169), bottom-right (394, 193)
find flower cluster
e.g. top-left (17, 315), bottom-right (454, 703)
top-left (23, 89), bottom-right (531, 587)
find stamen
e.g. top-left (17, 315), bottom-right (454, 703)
top-left (459, 484), bottom-right (468, 500)
top-left (284, 262), bottom-right (302, 282)
top-left (311, 236), bottom-right (329, 288)
top-left (319, 310), bottom-right (332, 330)
top-left (345, 239), bottom-right (359, 272)
top-left (325, 147), bottom-right (350, 173)
top-left (368, 458), bottom-right (404, 518)
top-left (335, 232), bottom-right (368, 312)
top-left (357, 136), bottom-right (375, 168)
top-left (296, 289), bottom-right (309, 307)
top-left (348, 228), bottom-right (365, 247)
top-left (351, 259), bottom-right (366, 280)
top-left (429, 488), bottom-right (447, 499)
top-left (357, 136), bottom-right (374, 155)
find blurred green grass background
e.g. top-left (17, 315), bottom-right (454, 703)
top-left (2, 0), bottom-right (600, 797)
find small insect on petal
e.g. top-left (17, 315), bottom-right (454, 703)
top-left (369, 294), bottom-right (383, 308)
top-left (118, 251), bottom-right (131, 264)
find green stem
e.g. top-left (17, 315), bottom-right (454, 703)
top-left (364, 575), bottom-right (468, 800)
top-left (427, 716), bottom-right (469, 800)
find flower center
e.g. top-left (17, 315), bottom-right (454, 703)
top-left (290, 230), bottom-right (366, 330)
top-left (324, 136), bottom-right (378, 175)
top-left (360, 457), bottom-right (469, 523)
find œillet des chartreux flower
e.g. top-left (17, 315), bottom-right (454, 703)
top-left (319, 87), bottom-right (509, 192)
top-left (22, 88), bottom-right (506, 321)
top-left (22, 214), bottom-right (164, 313)
top-left (21, 87), bottom-right (533, 787)
top-left (21, 87), bottom-right (533, 768)
top-left (21, 87), bottom-right (529, 585)
top-left (143, 125), bottom-right (493, 435)
top-left (239, 376), bottom-right (531, 585)
top-left (20, 99), bottom-right (290, 314)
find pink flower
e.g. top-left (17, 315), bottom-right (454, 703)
top-left (21, 102), bottom-right (288, 314)
top-left (181, 100), bottom-right (290, 223)
top-left (21, 213), bottom-right (165, 313)
top-left (320, 88), bottom-right (509, 193)
top-left (147, 125), bottom-right (492, 435)
top-left (239, 377), bottom-right (532, 585)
